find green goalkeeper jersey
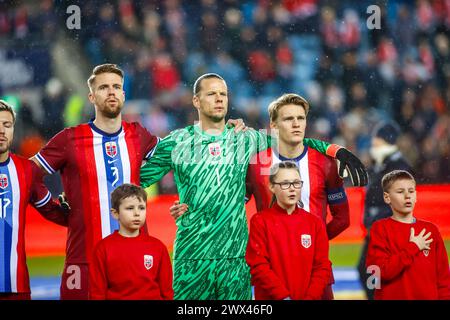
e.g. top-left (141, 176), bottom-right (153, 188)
top-left (140, 124), bottom-right (331, 260)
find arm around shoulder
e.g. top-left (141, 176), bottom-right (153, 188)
top-left (140, 133), bottom-right (175, 188)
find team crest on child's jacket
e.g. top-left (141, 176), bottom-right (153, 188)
top-left (301, 234), bottom-right (311, 248)
top-left (144, 255), bottom-right (153, 270)
top-left (105, 141), bottom-right (117, 158)
top-left (0, 174), bottom-right (8, 189)
top-left (208, 143), bottom-right (221, 156)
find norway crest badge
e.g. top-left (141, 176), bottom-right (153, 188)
top-left (0, 174), bottom-right (8, 189)
top-left (144, 255), bottom-right (153, 270)
top-left (301, 234), bottom-right (312, 249)
top-left (105, 141), bottom-right (117, 158)
top-left (208, 143), bottom-right (221, 157)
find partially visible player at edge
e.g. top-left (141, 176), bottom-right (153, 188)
top-left (140, 73), bottom-right (367, 300)
top-left (0, 100), bottom-right (68, 300)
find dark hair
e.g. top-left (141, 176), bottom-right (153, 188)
top-left (193, 73), bottom-right (225, 96)
top-left (0, 100), bottom-right (16, 123)
top-left (111, 184), bottom-right (147, 211)
top-left (269, 161), bottom-right (301, 207)
top-left (381, 170), bottom-right (415, 192)
top-left (87, 63), bottom-right (124, 91)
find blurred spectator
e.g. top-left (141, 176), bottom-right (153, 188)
top-left (341, 51), bottom-right (364, 107)
top-left (393, 4), bottom-right (415, 57)
top-left (320, 6), bottom-right (340, 57)
top-left (14, 4), bottom-right (29, 39)
top-left (324, 83), bottom-right (346, 137)
top-left (362, 52), bottom-right (384, 108)
top-left (163, 0), bottom-right (188, 63)
top-left (131, 53), bottom-right (152, 99)
top-left (339, 9), bottom-right (361, 50)
top-left (118, 0), bottom-right (140, 39)
top-left (315, 54), bottom-right (339, 86)
top-left (433, 32), bottom-right (450, 93)
top-left (150, 53), bottom-right (181, 95)
top-left (199, 11), bottom-right (221, 55)
top-left (41, 78), bottom-right (66, 139)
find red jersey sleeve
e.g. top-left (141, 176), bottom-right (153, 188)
top-left (135, 123), bottom-right (159, 160)
top-left (325, 158), bottom-right (350, 240)
top-left (433, 226), bottom-right (450, 299)
top-left (155, 240), bottom-right (174, 300)
top-left (305, 217), bottom-right (332, 299)
top-left (30, 162), bottom-right (68, 226)
top-left (34, 128), bottom-right (69, 174)
top-left (245, 214), bottom-right (290, 299)
top-left (89, 241), bottom-right (108, 300)
top-left (246, 150), bottom-right (273, 211)
top-left (366, 221), bottom-right (421, 281)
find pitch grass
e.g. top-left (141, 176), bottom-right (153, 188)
top-left (27, 241), bottom-right (450, 277)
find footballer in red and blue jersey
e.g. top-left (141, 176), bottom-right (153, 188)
top-left (34, 120), bottom-right (158, 299)
top-left (0, 154), bottom-right (68, 299)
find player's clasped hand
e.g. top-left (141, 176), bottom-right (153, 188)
top-left (409, 227), bottom-right (433, 250)
top-left (58, 192), bottom-right (71, 215)
top-left (170, 200), bottom-right (189, 220)
top-left (336, 148), bottom-right (369, 187)
top-left (227, 118), bottom-right (248, 133)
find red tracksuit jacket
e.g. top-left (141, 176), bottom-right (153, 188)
top-left (89, 231), bottom-right (174, 300)
top-left (245, 203), bottom-right (332, 300)
top-left (366, 217), bottom-right (450, 300)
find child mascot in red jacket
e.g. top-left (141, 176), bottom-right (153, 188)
top-left (246, 161), bottom-right (332, 300)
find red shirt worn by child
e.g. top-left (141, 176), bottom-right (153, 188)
top-left (366, 217), bottom-right (450, 300)
top-left (245, 203), bottom-right (332, 300)
top-left (89, 231), bottom-right (173, 300)
top-left (247, 147), bottom-right (349, 240)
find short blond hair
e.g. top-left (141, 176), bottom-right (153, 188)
top-left (87, 63), bottom-right (124, 91)
top-left (381, 170), bottom-right (415, 192)
top-left (268, 93), bottom-right (310, 122)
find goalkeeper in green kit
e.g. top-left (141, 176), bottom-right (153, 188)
top-left (140, 73), bottom-right (367, 300)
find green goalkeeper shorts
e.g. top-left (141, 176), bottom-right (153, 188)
top-left (173, 257), bottom-right (251, 300)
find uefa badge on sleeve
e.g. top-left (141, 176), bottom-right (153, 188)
top-left (144, 255), bottom-right (153, 270)
top-left (301, 234), bottom-right (312, 249)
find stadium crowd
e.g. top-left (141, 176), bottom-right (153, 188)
top-left (0, 0), bottom-right (449, 190)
